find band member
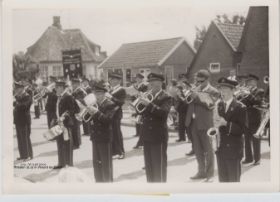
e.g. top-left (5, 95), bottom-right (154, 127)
top-left (241, 74), bottom-right (263, 165)
top-left (71, 78), bottom-right (82, 149)
top-left (33, 83), bottom-right (41, 119)
top-left (185, 69), bottom-right (220, 182)
top-left (13, 81), bottom-right (33, 161)
top-left (108, 72), bottom-right (126, 159)
top-left (215, 77), bottom-right (247, 182)
top-left (139, 73), bottom-right (172, 182)
top-left (174, 73), bottom-right (189, 142)
top-left (44, 76), bottom-right (58, 129)
top-left (87, 80), bottom-right (119, 182)
top-left (52, 80), bottom-right (79, 169)
top-left (81, 78), bottom-right (92, 136)
top-left (132, 73), bottom-right (148, 149)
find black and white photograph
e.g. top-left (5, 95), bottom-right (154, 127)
top-left (1, 0), bottom-right (279, 194)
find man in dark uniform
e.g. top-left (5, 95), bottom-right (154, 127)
top-left (132, 73), bottom-right (148, 149)
top-left (215, 77), bottom-right (247, 182)
top-left (81, 78), bottom-right (92, 136)
top-left (52, 80), bottom-right (80, 169)
top-left (71, 78), bottom-right (82, 149)
top-left (139, 73), bottom-right (172, 182)
top-left (13, 81), bottom-right (33, 161)
top-left (185, 69), bottom-right (220, 182)
top-left (87, 80), bottom-right (119, 182)
top-left (33, 83), bottom-right (41, 119)
top-left (241, 74), bottom-right (263, 165)
top-left (107, 72), bottom-right (126, 159)
top-left (44, 76), bottom-right (58, 129)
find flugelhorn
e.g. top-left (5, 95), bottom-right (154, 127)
top-left (130, 89), bottom-right (154, 113)
top-left (75, 93), bottom-right (98, 123)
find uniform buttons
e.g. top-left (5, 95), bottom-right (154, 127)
top-left (150, 118), bottom-right (153, 120)
top-left (226, 144), bottom-right (230, 147)
top-left (149, 126), bottom-right (152, 129)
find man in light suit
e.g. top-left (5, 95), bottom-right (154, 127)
top-left (185, 69), bottom-right (220, 182)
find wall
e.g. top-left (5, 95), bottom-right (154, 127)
top-left (188, 23), bottom-right (236, 84)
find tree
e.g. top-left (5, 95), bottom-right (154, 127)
top-left (215, 14), bottom-right (246, 25)
top-left (13, 52), bottom-right (39, 81)
top-left (193, 25), bottom-right (207, 51)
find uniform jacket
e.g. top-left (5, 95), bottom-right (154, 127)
top-left (90, 98), bottom-right (119, 142)
top-left (53, 94), bottom-right (80, 128)
top-left (216, 99), bottom-right (247, 159)
top-left (110, 85), bottom-right (126, 120)
top-left (241, 87), bottom-right (263, 132)
top-left (45, 90), bottom-right (58, 114)
top-left (13, 92), bottom-right (32, 125)
top-left (174, 89), bottom-right (188, 113)
top-left (141, 90), bottom-right (172, 143)
top-left (185, 84), bottom-right (220, 130)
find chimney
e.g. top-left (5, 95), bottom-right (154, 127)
top-left (52, 16), bottom-right (62, 29)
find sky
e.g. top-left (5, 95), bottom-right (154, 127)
top-left (12, 1), bottom-right (250, 55)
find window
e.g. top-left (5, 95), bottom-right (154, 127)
top-left (209, 63), bottom-right (220, 73)
top-left (40, 65), bottom-right (48, 82)
top-left (95, 47), bottom-right (100, 56)
top-left (139, 68), bottom-right (151, 79)
top-left (52, 65), bottom-right (63, 77)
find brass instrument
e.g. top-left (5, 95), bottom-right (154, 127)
top-left (253, 108), bottom-right (270, 139)
top-left (183, 84), bottom-right (201, 104)
top-left (75, 93), bottom-right (98, 123)
top-left (263, 75), bottom-right (269, 84)
top-left (207, 127), bottom-right (221, 151)
top-left (105, 85), bottom-right (123, 100)
top-left (33, 83), bottom-right (56, 102)
top-left (130, 89), bottom-right (154, 113)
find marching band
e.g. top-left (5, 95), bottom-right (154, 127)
top-left (13, 69), bottom-right (270, 183)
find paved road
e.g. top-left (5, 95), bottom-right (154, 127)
top-left (13, 113), bottom-right (271, 183)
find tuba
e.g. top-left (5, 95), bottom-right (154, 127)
top-left (253, 108), bottom-right (270, 139)
top-left (130, 89), bottom-right (154, 113)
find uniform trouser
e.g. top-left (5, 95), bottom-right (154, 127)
top-left (143, 141), bottom-right (167, 182)
top-left (135, 124), bottom-right (144, 147)
top-left (186, 126), bottom-right (194, 151)
top-left (244, 132), bottom-right (261, 162)
top-left (47, 112), bottom-right (57, 129)
top-left (216, 154), bottom-right (241, 182)
top-left (71, 122), bottom-right (81, 150)
top-left (191, 122), bottom-right (214, 178)
top-left (178, 111), bottom-right (186, 140)
top-left (82, 121), bottom-right (91, 135)
top-left (34, 105), bottom-right (40, 118)
top-left (56, 132), bottom-right (73, 167)
top-left (92, 141), bottom-right (113, 182)
top-left (15, 124), bottom-right (33, 159)
top-left (112, 119), bottom-right (124, 155)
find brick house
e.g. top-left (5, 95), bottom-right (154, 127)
top-left (237, 6), bottom-right (269, 88)
top-left (187, 22), bottom-right (244, 84)
top-left (25, 16), bottom-right (107, 82)
top-left (98, 37), bottom-right (195, 86)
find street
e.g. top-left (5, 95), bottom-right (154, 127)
top-left (13, 112), bottom-right (271, 183)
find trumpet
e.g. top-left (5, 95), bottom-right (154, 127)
top-left (183, 83), bottom-right (203, 104)
top-left (75, 93), bottom-right (98, 123)
top-left (33, 83), bottom-right (56, 102)
top-left (130, 89), bottom-right (154, 113)
top-left (263, 75), bottom-right (269, 84)
top-left (207, 127), bottom-right (221, 151)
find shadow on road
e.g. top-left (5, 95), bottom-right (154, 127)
top-left (35, 150), bottom-right (57, 158)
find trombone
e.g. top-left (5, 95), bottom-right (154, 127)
top-left (33, 83), bottom-right (56, 102)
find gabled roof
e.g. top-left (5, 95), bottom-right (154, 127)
top-left (98, 37), bottom-right (195, 69)
top-left (214, 22), bottom-right (244, 51)
top-left (26, 26), bottom-right (106, 63)
top-left (187, 21), bottom-right (244, 76)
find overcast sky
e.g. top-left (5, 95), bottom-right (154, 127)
top-left (12, 1), bottom-right (250, 55)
